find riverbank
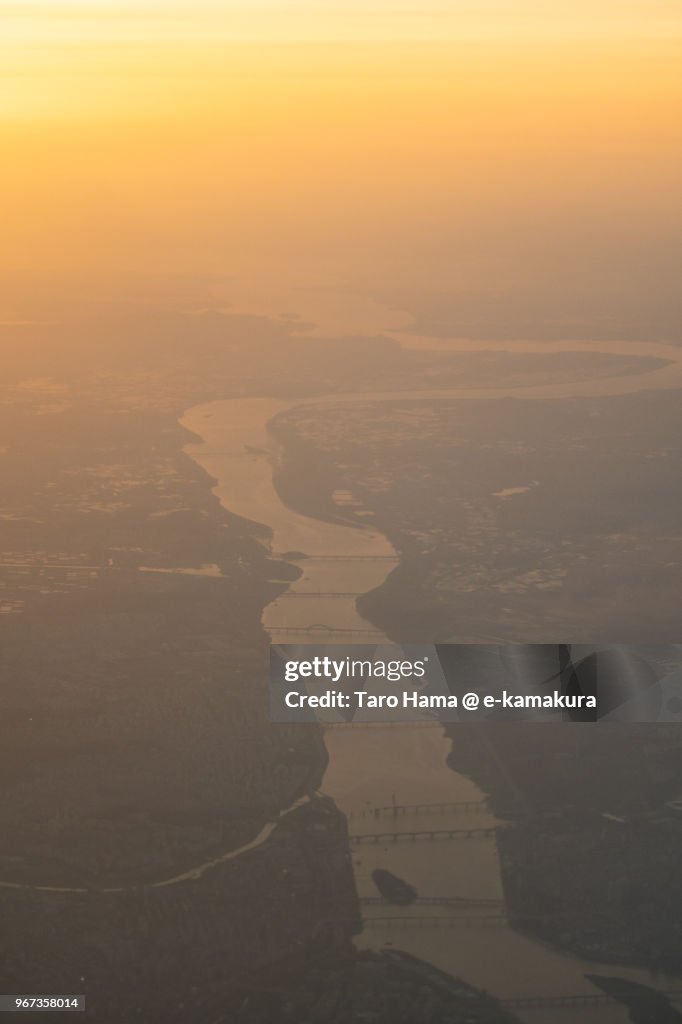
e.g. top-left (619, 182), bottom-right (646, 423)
top-left (223, 948), bottom-right (520, 1024)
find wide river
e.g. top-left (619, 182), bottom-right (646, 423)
top-left (182, 338), bottom-right (682, 1024)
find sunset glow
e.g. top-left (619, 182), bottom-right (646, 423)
top-left (1, 1), bottom-right (680, 325)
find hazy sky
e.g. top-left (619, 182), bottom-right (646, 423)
top-left (3, 1), bottom-right (680, 37)
top-left (1, 1), bottom-right (680, 339)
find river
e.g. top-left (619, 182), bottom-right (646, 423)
top-left (181, 337), bottom-right (682, 1023)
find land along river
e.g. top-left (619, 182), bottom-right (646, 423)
top-left (181, 339), bottom-right (682, 1024)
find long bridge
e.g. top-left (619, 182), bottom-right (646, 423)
top-left (275, 592), bottom-right (365, 598)
top-left (268, 626), bottom-right (386, 638)
top-left (349, 799), bottom-right (486, 821)
top-left (350, 826), bottom-right (498, 844)
top-left (293, 555), bottom-right (398, 562)
top-left (362, 913), bottom-right (508, 930)
top-left (360, 895), bottom-right (504, 910)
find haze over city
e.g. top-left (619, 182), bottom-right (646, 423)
top-left (1, 2), bottom-right (681, 1022)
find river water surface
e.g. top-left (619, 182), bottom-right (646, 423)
top-left (181, 338), bottom-right (682, 1023)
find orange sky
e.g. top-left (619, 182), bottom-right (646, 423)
top-left (3, 1), bottom-right (680, 40)
top-left (3, 1), bottom-right (680, 119)
top-left (1, 2), bottom-right (680, 333)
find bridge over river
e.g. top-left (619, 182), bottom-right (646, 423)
top-left (285, 555), bottom-right (398, 561)
top-left (362, 913), bottom-right (509, 930)
top-left (360, 895), bottom-right (504, 909)
top-left (269, 625), bottom-right (386, 638)
top-left (350, 825), bottom-right (498, 844)
top-left (348, 798), bottom-right (487, 820)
